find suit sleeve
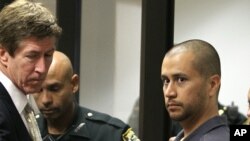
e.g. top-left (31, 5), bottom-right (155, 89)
top-left (0, 102), bottom-right (11, 141)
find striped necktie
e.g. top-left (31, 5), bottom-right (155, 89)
top-left (24, 103), bottom-right (43, 141)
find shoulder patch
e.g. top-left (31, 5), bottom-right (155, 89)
top-left (122, 128), bottom-right (140, 141)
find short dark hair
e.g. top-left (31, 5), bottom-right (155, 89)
top-left (167, 39), bottom-right (221, 78)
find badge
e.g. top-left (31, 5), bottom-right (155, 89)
top-left (122, 128), bottom-right (140, 141)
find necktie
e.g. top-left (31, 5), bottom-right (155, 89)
top-left (24, 103), bottom-right (43, 141)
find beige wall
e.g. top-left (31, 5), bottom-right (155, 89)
top-left (80, 0), bottom-right (142, 122)
top-left (175, 0), bottom-right (250, 115)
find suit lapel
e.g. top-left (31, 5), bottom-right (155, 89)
top-left (0, 83), bottom-right (32, 141)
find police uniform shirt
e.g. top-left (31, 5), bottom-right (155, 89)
top-left (36, 105), bottom-right (139, 141)
top-left (174, 116), bottom-right (229, 141)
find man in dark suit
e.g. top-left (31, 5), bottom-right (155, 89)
top-left (0, 0), bottom-right (61, 141)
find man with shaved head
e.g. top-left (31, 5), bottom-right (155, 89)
top-left (33, 51), bottom-right (140, 141)
top-left (161, 39), bottom-right (229, 141)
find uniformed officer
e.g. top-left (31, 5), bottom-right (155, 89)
top-left (33, 51), bottom-right (140, 141)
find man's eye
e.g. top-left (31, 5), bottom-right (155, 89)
top-left (26, 54), bottom-right (38, 59)
top-left (162, 79), bottom-right (170, 85)
top-left (44, 50), bottom-right (54, 60)
top-left (177, 77), bottom-right (186, 83)
top-left (48, 85), bottom-right (60, 92)
top-left (44, 53), bottom-right (53, 61)
top-left (45, 53), bottom-right (53, 58)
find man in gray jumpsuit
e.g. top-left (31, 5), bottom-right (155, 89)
top-left (161, 39), bottom-right (229, 141)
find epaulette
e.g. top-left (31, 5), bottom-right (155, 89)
top-left (84, 111), bottom-right (128, 129)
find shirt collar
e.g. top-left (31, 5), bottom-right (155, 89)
top-left (68, 105), bottom-right (90, 138)
top-left (38, 105), bottom-right (91, 139)
top-left (27, 94), bottom-right (40, 115)
top-left (0, 71), bottom-right (27, 114)
top-left (175, 116), bottom-right (228, 141)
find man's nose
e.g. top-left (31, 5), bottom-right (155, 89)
top-left (163, 82), bottom-right (177, 98)
top-left (35, 57), bottom-right (47, 74)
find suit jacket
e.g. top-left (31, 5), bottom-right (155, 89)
top-left (0, 82), bottom-right (32, 141)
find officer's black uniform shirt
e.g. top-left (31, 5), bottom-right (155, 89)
top-left (36, 105), bottom-right (138, 141)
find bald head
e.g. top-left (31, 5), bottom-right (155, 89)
top-left (33, 51), bottom-right (79, 120)
top-left (48, 51), bottom-right (74, 81)
top-left (166, 39), bottom-right (221, 78)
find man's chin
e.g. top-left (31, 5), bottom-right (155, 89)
top-left (23, 86), bottom-right (42, 94)
top-left (169, 113), bottom-right (183, 121)
top-left (44, 114), bottom-right (58, 120)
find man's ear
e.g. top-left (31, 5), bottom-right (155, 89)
top-left (71, 74), bottom-right (79, 94)
top-left (0, 45), bottom-right (9, 67)
top-left (208, 74), bottom-right (221, 97)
